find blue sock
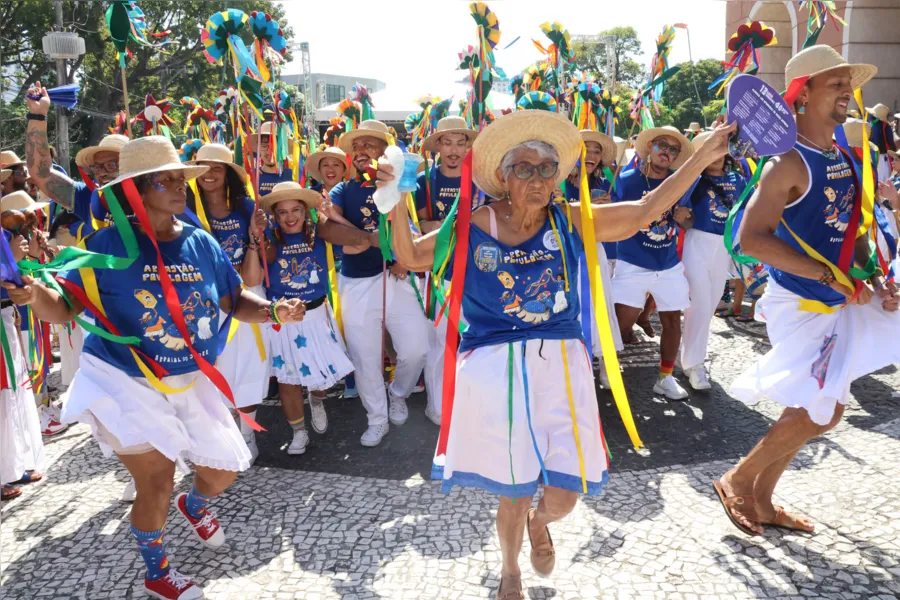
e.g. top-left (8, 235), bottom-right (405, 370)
top-left (183, 485), bottom-right (214, 519)
top-left (131, 526), bottom-right (170, 581)
top-left (345, 374), bottom-right (356, 390)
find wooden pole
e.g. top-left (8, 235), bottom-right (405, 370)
top-left (121, 67), bottom-right (132, 138)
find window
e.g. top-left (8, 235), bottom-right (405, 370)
top-left (326, 84), bottom-right (345, 104)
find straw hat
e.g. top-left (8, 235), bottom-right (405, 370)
top-left (784, 44), bottom-right (876, 92)
top-left (579, 130), bottom-right (618, 168)
top-left (306, 146), bottom-right (350, 183)
top-left (472, 110), bottom-right (582, 199)
top-left (105, 136), bottom-right (209, 188)
top-left (0, 169), bottom-right (10, 184)
top-left (423, 116), bottom-right (478, 153)
top-left (339, 120), bottom-right (394, 154)
top-left (259, 181), bottom-right (321, 213)
top-left (691, 131), bottom-right (714, 150)
top-left (635, 125), bottom-right (694, 169)
top-left (842, 118), bottom-right (878, 151)
top-left (75, 134), bottom-right (129, 168)
top-left (613, 136), bottom-right (627, 166)
top-left (1, 190), bottom-right (48, 212)
top-left (0, 151), bottom-right (25, 169)
top-left (684, 122), bottom-right (703, 134)
top-left (866, 103), bottom-right (890, 122)
top-left (188, 143), bottom-right (248, 182)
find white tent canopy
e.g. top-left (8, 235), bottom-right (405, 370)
top-left (315, 82), bottom-right (515, 124)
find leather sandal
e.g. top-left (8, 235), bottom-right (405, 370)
top-left (526, 508), bottom-right (556, 576)
top-left (496, 575), bottom-right (525, 600)
top-left (712, 480), bottom-right (760, 536)
top-left (2, 485), bottom-right (22, 501)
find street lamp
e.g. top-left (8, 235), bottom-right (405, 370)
top-left (42, 22), bottom-right (85, 170)
top-left (673, 23), bottom-right (707, 128)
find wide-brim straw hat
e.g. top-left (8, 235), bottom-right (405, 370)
top-left (1, 190), bottom-right (48, 212)
top-left (691, 131), bottom-right (714, 150)
top-left (339, 120), bottom-right (394, 154)
top-left (105, 136), bottom-right (209, 188)
top-left (785, 45), bottom-right (877, 92)
top-left (0, 169), bottom-right (10, 184)
top-left (259, 181), bottom-right (321, 213)
top-left (685, 122), bottom-right (702, 134)
top-left (75, 134), bottom-right (129, 168)
top-left (866, 103), bottom-right (890, 122)
top-left (0, 151), bottom-right (25, 169)
top-left (188, 143), bottom-right (248, 182)
top-left (306, 146), bottom-right (351, 183)
top-left (423, 116), bottom-right (478, 153)
top-left (842, 118), bottom-right (877, 151)
top-left (473, 110), bottom-right (582, 199)
top-left (580, 130), bottom-right (618, 168)
top-left (635, 125), bottom-right (694, 170)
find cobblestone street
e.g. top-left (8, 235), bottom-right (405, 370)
top-left (3, 316), bottom-right (900, 599)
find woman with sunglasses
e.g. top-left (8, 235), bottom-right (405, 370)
top-left (384, 111), bottom-right (735, 599)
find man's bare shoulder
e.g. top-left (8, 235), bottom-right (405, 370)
top-left (758, 149), bottom-right (809, 204)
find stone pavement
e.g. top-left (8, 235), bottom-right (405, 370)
top-left (3, 316), bottom-right (900, 599)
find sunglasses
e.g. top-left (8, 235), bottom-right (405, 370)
top-left (652, 140), bottom-right (681, 157)
top-left (509, 161), bottom-right (559, 181)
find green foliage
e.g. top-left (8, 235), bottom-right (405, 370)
top-left (572, 26), bottom-right (645, 89)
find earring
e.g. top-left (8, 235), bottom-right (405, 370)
top-left (798, 104), bottom-right (806, 115)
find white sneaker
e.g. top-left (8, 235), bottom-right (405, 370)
top-left (653, 375), bottom-right (689, 401)
top-left (308, 395), bottom-right (328, 434)
top-left (121, 478), bottom-right (136, 503)
top-left (388, 394), bottom-right (408, 426)
top-left (245, 433), bottom-right (259, 466)
top-left (360, 423), bottom-right (389, 447)
top-left (287, 429), bottom-right (309, 455)
top-left (424, 405), bottom-right (441, 426)
top-left (687, 365), bottom-right (712, 390)
top-left (38, 405), bottom-right (68, 436)
top-left (597, 365), bottom-right (611, 389)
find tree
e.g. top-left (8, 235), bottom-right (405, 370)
top-left (572, 26), bottom-right (645, 90)
top-left (660, 58), bottom-right (725, 130)
top-left (0, 1), bottom-right (293, 168)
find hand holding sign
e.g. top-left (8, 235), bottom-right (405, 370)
top-left (726, 74), bottom-right (797, 159)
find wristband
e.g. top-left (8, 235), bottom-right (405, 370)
top-left (268, 299), bottom-right (284, 325)
top-left (26, 113), bottom-right (47, 121)
top-left (817, 269), bottom-right (836, 286)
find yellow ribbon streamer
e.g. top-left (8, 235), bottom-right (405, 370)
top-left (560, 340), bottom-right (588, 493)
top-left (325, 243), bottom-right (343, 335)
top-left (577, 145), bottom-right (643, 448)
top-left (856, 89), bottom-right (875, 238)
top-left (188, 180), bottom-right (212, 233)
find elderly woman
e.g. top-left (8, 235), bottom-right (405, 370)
top-left (385, 111), bottom-right (733, 599)
top-left (2, 136), bottom-right (309, 600)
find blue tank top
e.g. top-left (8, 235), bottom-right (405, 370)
top-left (266, 231), bottom-right (328, 302)
top-left (690, 172), bottom-right (748, 236)
top-left (459, 203), bottom-right (584, 352)
top-left (770, 143), bottom-right (857, 306)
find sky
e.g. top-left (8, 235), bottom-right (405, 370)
top-left (279, 0), bottom-right (727, 98)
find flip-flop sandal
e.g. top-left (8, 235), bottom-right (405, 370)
top-left (496, 575), bottom-right (525, 600)
top-left (735, 313), bottom-right (755, 322)
top-left (12, 471), bottom-right (43, 485)
top-left (715, 308), bottom-right (736, 318)
top-left (712, 480), bottom-right (760, 536)
top-left (755, 505), bottom-right (815, 533)
top-left (1, 486), bottom-right (22, 501)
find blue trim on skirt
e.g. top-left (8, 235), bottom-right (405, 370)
top-left (432, 464), bottom-right (609, 499)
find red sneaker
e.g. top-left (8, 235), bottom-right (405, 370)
top-left (145, 569), bottom-right (204, 599)
top-left (175, 493), bottom-right (226, 549)
top-left (39, 405), bottom-right (68, 436)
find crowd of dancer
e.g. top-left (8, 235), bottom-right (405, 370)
top-left (2, 42), bottom-right (900, 600)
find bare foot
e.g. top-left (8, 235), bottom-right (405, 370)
top-left (717, 471), bottom-right (765, 535)
top-left (637, 319), bottom-right (656, 338)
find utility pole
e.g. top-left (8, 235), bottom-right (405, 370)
top-left (53, 0), bottom-right (69, 169)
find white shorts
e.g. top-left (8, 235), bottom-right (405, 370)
top-left (612, 261), bottom-right (691, 312)
top-left (731, 280), bottom-right (900, 426)
top-left (265, 302), bottom-right (353, 389)
top-left (61, 354), bottom-right (252, 471)
top-left (435, 338), bottom-right (609, 499)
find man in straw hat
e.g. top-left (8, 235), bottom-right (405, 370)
top-left (413, 116), bottom-right (479, 426)
top-left (250, 120), bottom-right (293, 197)
top-left (0, 151), bottom-right (30, 197)
top-left (611, 124), bottom-right (697, 401)
top-left (24, 81), bottom-right (127, 229)
top-left (684, 121), bottom-right (703, 140)
top-left (333, 119), bottom-right (430, 447)
top-left (715, 45), bottom-right (900, 536)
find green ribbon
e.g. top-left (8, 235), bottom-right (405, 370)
top-left (1, 310), bottom-right (16, 390)
top-left (723, 157), bottom-right (767, 265)
top-left (603, 167), bottom-right (617, 193)
top-left (377, 213), bottom-right (392, 262)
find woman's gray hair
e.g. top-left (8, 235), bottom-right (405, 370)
top-left (499, 140), bottom-right (560, 177)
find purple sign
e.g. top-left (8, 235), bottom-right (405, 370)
top-left (0, 233), bottom-right (23, 286)
top-left (726, 74), bottom-right (797, 159)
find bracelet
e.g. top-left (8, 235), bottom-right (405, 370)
top-left (268, 299), bottom-right (284, 325)
top-left (817, 269), bottom-right (836, 286)
top-left (26, 113), bottom-right (46, 121)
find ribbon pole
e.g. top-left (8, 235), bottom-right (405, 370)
top-left (121, 67), bottom-right (132, 138)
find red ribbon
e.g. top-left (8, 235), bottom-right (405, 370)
top-left (436, 152), bottom-right (473, 456)
top-left (77, 167), bottom-right (97, 192)
top-left (783, 76), bottom-right (810, 108)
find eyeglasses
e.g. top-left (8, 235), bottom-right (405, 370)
top-left (652, 140), bottom-right (681, 157)
top-left (90, 160), bottom-right (119, 174)
top-left (509, 162), bottom-right (559, 181)
top-left (11, 166), bottom-right (27, 176)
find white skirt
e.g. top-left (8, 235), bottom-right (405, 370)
top-left (435, 338), bottom-right (609, 499)
top-left (61, 353), bottom-right (252, 471)
top-left (731, 280), bottom-right (900, 426)
top-left (0, 307), bottom-right (45, 484)
top-left (264, 302), bottom-right (353, 389)
top-left (216, 317), bottom-right (269, 409)
top-left (54, 322), bottom-right (84, 387)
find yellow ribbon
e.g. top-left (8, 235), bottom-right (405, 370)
top-left (548, 211), bottom-right (570, 292)
top-left (560, 340), bottom-right (588, 493)
top-left (79, 266), bottom-right (195, 393)
top-left (75, 222), bottom-right (85, 244)
top-left (577, 145), bottom-right (643, 448)
top-left (188, 180), bottom-right (212, 233)
top-left (325, 243), bottom-right (343, 335)
top-left (856, 89), bottom-right (875, 239)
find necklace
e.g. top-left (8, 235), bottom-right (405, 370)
top-left (798, 133), bottom-right (839, 159)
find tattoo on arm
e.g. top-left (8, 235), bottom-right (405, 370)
top-left (25, 129), bottom-right (75, 209)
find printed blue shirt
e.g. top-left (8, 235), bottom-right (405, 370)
top-left (613, 169), bottom-right (698, 271)
top-left (564, 177), bottom-right (617, 259)
top-left (205, 197), bottom-right (256, 268)
top-left (458, 204), bottom-right (584, 352)
top-left (266, 231), bottom-right (329, 302)
top-left (61, 224), bottom-right (241, 377)
top-left (72, 182), bottom-right (94, 225)
top-left (689, 171), bottom-right (748, 236)
top-left (330, 179), bottom-right (382, 278)
top-left (258, 169), bottom-right (293, 197)
top-left (414, 170), bottom-right (480, 221)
